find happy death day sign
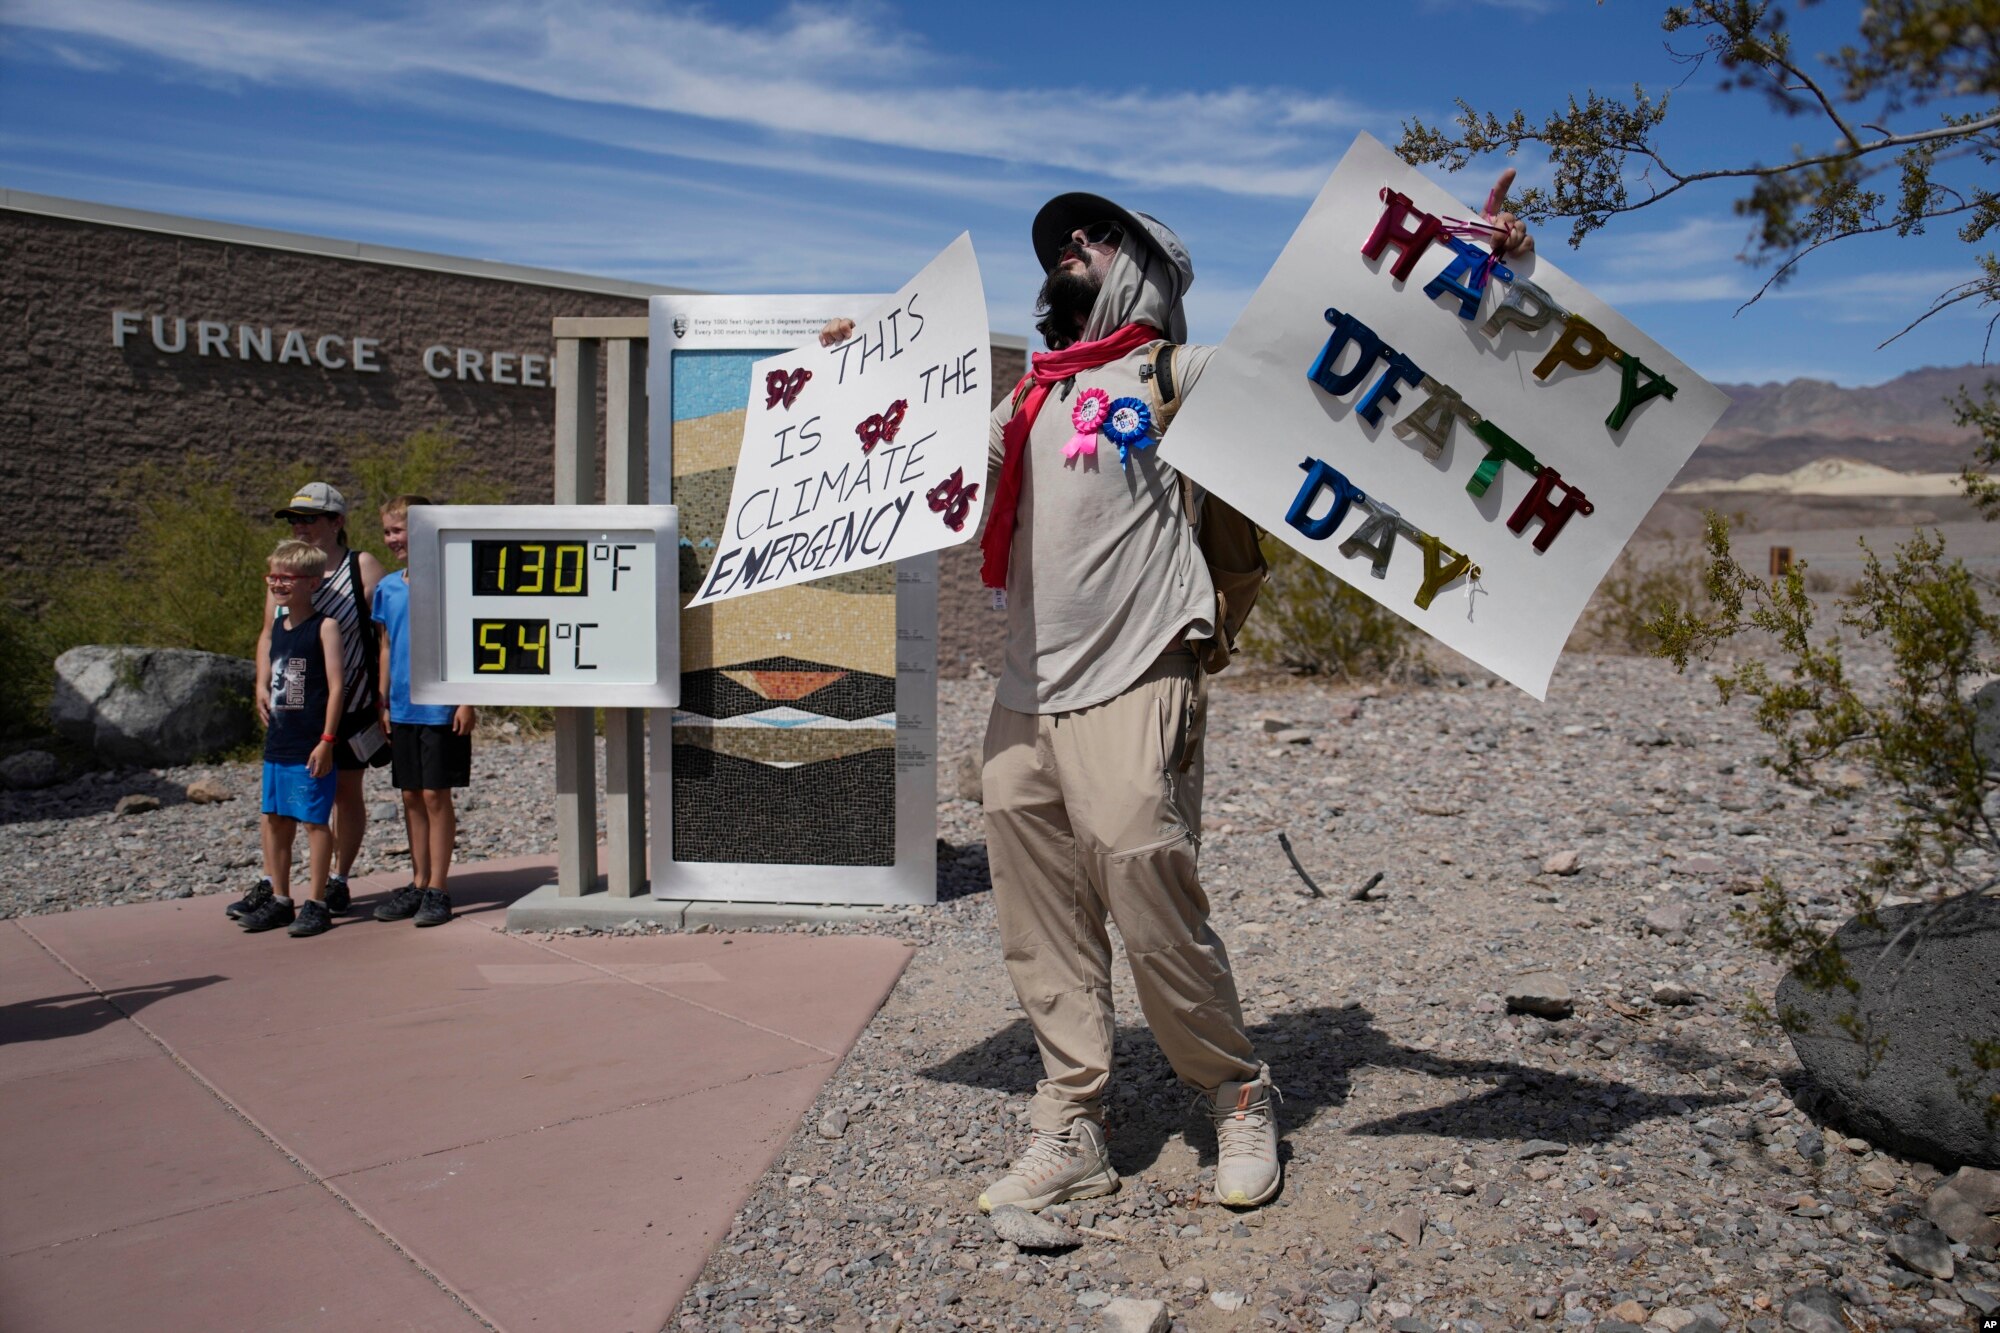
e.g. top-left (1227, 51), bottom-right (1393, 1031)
top-left (686, 233), bottom-right (991, 607)
top-left (1160, 133), bottom-right (1730, 699)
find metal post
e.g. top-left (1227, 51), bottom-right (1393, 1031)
top-left (552, 336), bottom-right (599, 896)
top-left (603, 338), bottom-right (647, 898)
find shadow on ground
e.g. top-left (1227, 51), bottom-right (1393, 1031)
top-left (920, 1004), bottom-right (1741, 1175)
top-left (0, 975), bottom-right (224, 1045)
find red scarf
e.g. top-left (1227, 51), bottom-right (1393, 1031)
top-left (980, 322), bottom-right (1163, 589)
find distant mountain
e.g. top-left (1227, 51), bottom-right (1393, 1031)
top-left (1709, 364), bottom-right (1992, 445)
top-left (1681, 363), bottom-right (1996, 482)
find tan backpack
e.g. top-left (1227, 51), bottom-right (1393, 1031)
top-left (1142, 342), bottom-right (1269, 674)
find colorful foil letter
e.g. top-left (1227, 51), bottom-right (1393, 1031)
top-left (1532, 314), bottom-right (1622, 382)
top-left (1466, 420), bottom-right (1543, 498)
top-left (1356, 351), bottom-right (1426, 427)
top-left (1309, 307), bottom-right (1390, 399)
top-left (1286, 457), bottom-right (1366, 541)
top-left (1479, 275), bottom-right (1564, 340)
top-left (1423, 237), bottom-right (1511, 321)
top-left (1506, 466), bottom-right (1594, 552)
top-left (1413, 533), bottom-right (1476, 610)
top-left (1338, 503), bottom-right (1406, 579)
top-left (1392, 376), bottom-right (1482, 461)
top-left (1606, 353), bottom-right (1679, 430)
top-left (1361, 188), bottom-right (1446, 282)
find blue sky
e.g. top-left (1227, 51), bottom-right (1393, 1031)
top-left (2, 0), bottom-right (1991, 388)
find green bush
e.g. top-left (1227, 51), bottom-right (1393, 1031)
top-left (0, 429), bottom-right (504, 740)
top-left (1568, 539), bottom-right (1713, 655)
top-left (1241, 535), bottom-right (1425, 681)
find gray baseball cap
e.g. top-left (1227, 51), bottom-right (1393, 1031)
top-left (1032, 193), bottom-right (1195, 293)
top-left (276, 481), bottom-right (346, 518)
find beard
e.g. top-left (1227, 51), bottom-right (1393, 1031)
top-left (1035, 260), bottom-right (1100, 349)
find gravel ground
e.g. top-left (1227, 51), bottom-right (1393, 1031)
top-left (3, 649), bottom-right (1993, 1333)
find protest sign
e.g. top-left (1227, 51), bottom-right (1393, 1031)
top-left (685, 233), bottom-right (991, 609)
top-left (1158, 133), bottom-right (1730, 699)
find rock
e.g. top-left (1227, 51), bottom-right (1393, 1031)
top-left (1076, 1290), bottom-right (1111, 1309)
top-left (1504, 973), bottom-right (1574, 1019)
top-left (1781, 1287), bottom-right (1845, 1333)
top-left (1650, 1308), bottom-right (1697, 1332)
top-left (0, 749), bottom-right (60, 790)
top-left (1273, 728), bottom-right (1314, 745)
top-left (1670, 855), bottom-right (1727, 876)
top-left (1258, 715), bottom-right (1296, 733)
top-left (369, 800), bottom-right (398, 821)
top-left (1607, 1301), bottom-right (1647, 1324)
top-left (113, 793), bottom-right (161, 817)
top-left (987, 1205), bottom-right (1078, 1250)
top-left (184, 777), bottom-right (235, 804)
top-left (51, 646), bottom-right (256, 767)
top-left (816, 1108), bottom-right (849, 1140)
top-left (1208, 1290), bottom-right (1245, 1313)
top-left (1678, 1321), bottom-right (1725, 1333)
top-left (1516, 1139), bottom-right (1569, 1159)
top-left (1542, 850), bottom-right (1581, 876)
top-left (1644, 902), bottom-right (1695, 935)
top-left (1885, 1222), bottom-right (1954, 1279)
top-left (1652, 981), bottom-right (1700, 1006)
top-left (1386, 1205), bottom-right (1424, 1247)
top-left (1321, 1298), bottom-right (1361, 1328)
top-left (1098, 1296), bottom-right (1170, 1333)
top-left (1529, 1295), bottom-right (1557, 1319)
top-left (954, 750), bottom-right (983, 803)
top-left (1855, 1158), bottom-right (1899, 1192)
top-left (1776, 897), bottom-right (2000, 1167)
top-left (1926, 1166), bottom-right (2000, 1248)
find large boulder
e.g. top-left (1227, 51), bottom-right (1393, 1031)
top-left (1778, 896), bottom-right (2000, 1169)
top-left (51, 646), bottom-right (256, 767)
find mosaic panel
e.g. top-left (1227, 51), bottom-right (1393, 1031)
top-left (671, 349), bottom-right (897, 866)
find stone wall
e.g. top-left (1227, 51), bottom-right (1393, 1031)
top-left (0, 208), bottom-right (647, 576)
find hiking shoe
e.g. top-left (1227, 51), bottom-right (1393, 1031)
top-left (238, 896), bottom-right (296, 933)
top-left (977, 1118), bottom-right (1118, 1214)
top-left (226, 878), bottom-right (273, 920)
top-left (373, 885), bottom-right (424, 921)
top-left (324, 875), bottom-right (351, 914)
top-left (413, 889), bottom-right (453, 927)
top-left (1206, 1066), bottom-right (1281, 1207)
top-left (287, 899), bottom-right (332, 937)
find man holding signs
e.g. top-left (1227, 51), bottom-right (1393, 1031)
top-left (823, 177), bottom-right (1526, 1214)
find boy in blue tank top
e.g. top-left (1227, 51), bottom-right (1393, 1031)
top-left (370, 496), bottom-right (476, 927)
top-left (229, 540), bottom-right (345, 937)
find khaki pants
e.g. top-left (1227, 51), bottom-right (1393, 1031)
top-left (982, 655), bottom-right (1258, 1132)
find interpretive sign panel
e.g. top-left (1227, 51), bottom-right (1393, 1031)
top-left (686, 234), bottom-right (991, 608)
top-left (1159, 133), bottom-right (1729, 699)
top-left (406, 504), bottom-right (679, 708)
top-left (648, 292), bottom-right (938, 905)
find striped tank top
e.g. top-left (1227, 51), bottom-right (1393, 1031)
top-left (311, 548), bottom-right (377, 716)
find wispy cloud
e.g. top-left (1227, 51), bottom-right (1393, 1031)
top-left (3, 0), bottom-right (1383, 198)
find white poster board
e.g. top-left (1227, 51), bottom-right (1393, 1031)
top-left (686, 233), bottom-right (991, 608)
top-left (1159, 133), bottom-right (1729, 699)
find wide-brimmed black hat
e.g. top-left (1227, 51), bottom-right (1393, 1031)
top-left (1032, 192), bottom-right (1194, 292)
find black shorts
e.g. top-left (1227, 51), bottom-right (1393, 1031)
top-left (334, 707), bottom-right (390, 772)
top-left (391, 722), bottom-right (472, 791)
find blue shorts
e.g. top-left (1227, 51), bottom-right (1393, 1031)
top-left (262, 761), bottom-right (336, 825)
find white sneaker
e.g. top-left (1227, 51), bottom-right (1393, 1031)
top-left (977, 1118), bottom-right (1120, 1214)
top-left (1207, 1066), bottom-right (1281, 1207)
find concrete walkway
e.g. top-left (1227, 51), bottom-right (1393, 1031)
top-left (0, 858), bottom-right (912, 1332)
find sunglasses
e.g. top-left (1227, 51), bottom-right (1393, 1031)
top-left (1079, 221), bottom-right (1123, 248)
top-left (265, 573), bottom-right (317, 587)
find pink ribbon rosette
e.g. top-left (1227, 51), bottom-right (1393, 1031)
top-left (1064, 387), bottom-right (1111, 461)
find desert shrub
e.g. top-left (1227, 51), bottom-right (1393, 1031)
top-left (342, 426), bottom-right (506, 558)
top-left (1241, 535), bottom-right (1425, 681)
top-left (1569, 540), bottom-right (1713, 655)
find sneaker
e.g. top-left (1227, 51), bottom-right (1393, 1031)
top-left (413, 889), bottom-right (453, 927)
top-left (226, 878), bottom-right (273, 920)
top-left (288, 899), bottom-right (332, 937)
top-left (324, 876), bottom-right (351, 914)
top-left (373, 885), bottom-right (424, 921)
top-left (977, 1118), bottom-right (1119, 1214)
top-left (1206, 1066), bottom-right (1282, 1207)
top-left (238, 896), bottom-right (296, 933)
